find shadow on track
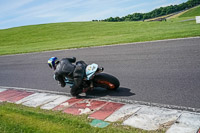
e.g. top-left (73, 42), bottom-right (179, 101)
top-left (86, 87), bottom-right (135, 97)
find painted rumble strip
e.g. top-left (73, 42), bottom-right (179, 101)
top-left (22, 93), bottom-right (60, 107)
top-left (0, 89), bottom-right (32, 102)
top-left (89, 102), bottom-right (124, 120)
top-left (0, 90), bottom-right (33, 102)
top-left (63, 100), bottom-right (107, 115)
top-left (0, 87), bottom-right (200, 132)
top-left (0, 89), bottom-right (19, 101)
top-left (8, 91), bottom-right (33, 103)
top-left (40, 95), bottom-right (71, 110)
top-left (53, 98), bottom-right (84, 111)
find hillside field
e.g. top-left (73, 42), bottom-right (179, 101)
top-left (0, 8), bottom-right (200, 55)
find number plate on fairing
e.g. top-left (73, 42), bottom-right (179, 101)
top-left (86, 63), bottom-right (98, 80)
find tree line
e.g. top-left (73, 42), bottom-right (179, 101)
top-left (93, 0), bottom-right (200, 22)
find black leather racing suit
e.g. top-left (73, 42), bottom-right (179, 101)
top-left (54, 57), bottom-right (87, 96)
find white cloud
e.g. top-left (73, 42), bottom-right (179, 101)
top-left (15, 0), bottom-right (80, 17)
top-left (0, 0), bottom-right (82, 27)
top-left (0, 0), bottom-right (34, 16)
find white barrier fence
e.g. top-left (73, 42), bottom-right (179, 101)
top-left (196, 16), bottom-right (200, 23)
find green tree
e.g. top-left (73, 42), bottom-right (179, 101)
top-left (102, 0), bottom-right (200, 22)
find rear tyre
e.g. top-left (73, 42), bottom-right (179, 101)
top-left (93, 73), bottom-right (120, 90)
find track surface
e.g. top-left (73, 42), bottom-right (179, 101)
top-left (0, 37), bottom-right (200, 109)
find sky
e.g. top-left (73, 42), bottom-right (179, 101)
top-left (0, 0), bottom-right (188, 29)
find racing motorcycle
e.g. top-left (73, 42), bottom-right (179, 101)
top-left (65, 63), bottom-right (120, 91)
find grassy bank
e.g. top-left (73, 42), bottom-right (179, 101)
top-left (179, 5), bottom-right (200, 17)
top-left (0, 16), bottom-right (200, 55)
top-left (0, 103), bottom-right (165, 133)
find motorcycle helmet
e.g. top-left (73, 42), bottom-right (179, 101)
top-left (48, 57), bottom-right (58, 70)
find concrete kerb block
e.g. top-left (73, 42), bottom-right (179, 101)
top-left (166, 112), bottom-right (200, 133)
top-left (105, 104), bottom-right (143, 122)
top-left (123, 106), bottom-right (181, 131)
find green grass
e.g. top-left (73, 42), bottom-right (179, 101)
top-left (179, 5), bottom-right (200, 17)
top-left (0, 103), bottom-right (165, 133)
top-left (0, 17), bottom-right (200, 55)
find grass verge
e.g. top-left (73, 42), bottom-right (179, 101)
top-left (0, 102), bottom-right (165, 133)
top-left (0, 17), bottom-right (200, 55)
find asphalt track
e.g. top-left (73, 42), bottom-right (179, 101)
top-left (0, 37), bottom-right (200, 109)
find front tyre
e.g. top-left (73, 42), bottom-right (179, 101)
top-left (93, 73), bottom-right (120, 90)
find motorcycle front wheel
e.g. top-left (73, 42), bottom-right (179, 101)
top-left (93, 73), bottom-right (120, 90)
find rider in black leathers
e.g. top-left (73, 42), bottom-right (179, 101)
top-left (48, 57), bottom-right (87, 97)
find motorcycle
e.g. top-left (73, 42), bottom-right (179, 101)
top-left (64, 63), bottom-right (120, 92)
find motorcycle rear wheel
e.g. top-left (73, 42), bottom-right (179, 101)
top-left (93, 73), bottom-right (120, 90)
